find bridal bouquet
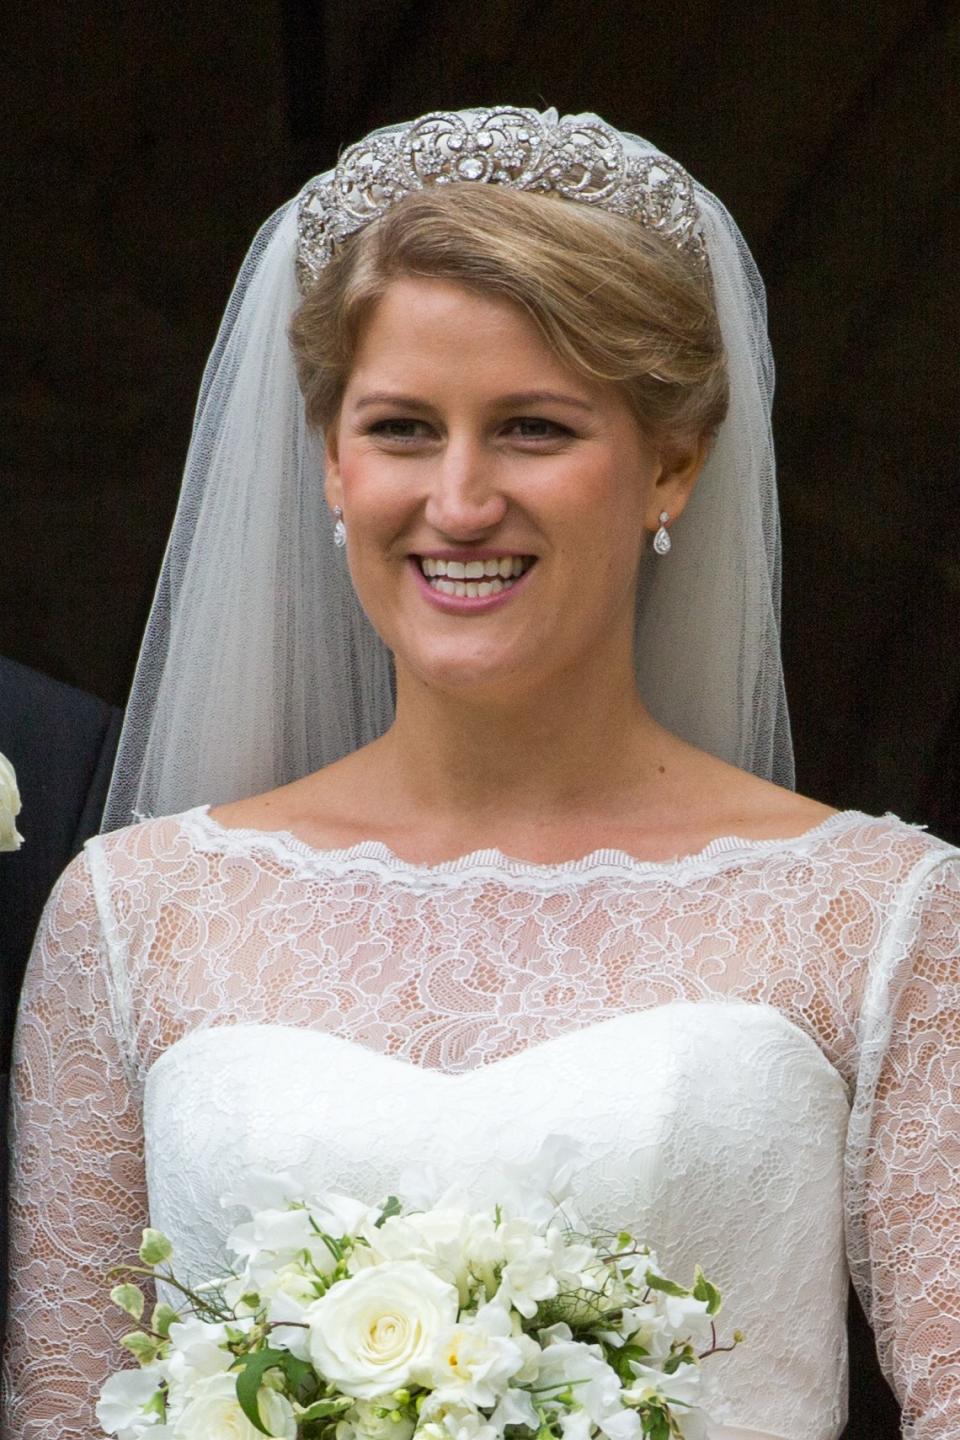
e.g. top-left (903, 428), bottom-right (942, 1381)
top-left (98, 1162), bottom-right (737, 1440)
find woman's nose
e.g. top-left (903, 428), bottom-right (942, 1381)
top-left (423, 439), bottom-right (508, 537)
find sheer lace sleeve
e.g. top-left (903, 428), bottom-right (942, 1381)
top-left (2, 849), bottom-right (150, 1439)
top-left (848, 851), bottom-right (960, 1436)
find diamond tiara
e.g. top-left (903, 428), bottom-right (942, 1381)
top-left (295, 107), bottom-right (707, 293)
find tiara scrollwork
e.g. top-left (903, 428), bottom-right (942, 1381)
top-left (296, 108), bottom-right (706, 293)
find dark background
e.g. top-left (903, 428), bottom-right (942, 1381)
top-left (2, 1), bottom-right (958, 840)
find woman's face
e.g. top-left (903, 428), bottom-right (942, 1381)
top-left (325, 276), bottom-right (698, 704)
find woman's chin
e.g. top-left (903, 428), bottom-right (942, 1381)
top-left (397, 644), bottom-right (538, 702)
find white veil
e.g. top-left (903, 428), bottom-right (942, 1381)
top-left (103, 109), bottom-right (793, 832)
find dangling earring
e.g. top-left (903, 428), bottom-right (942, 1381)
top-left (653, 511), bottom-right (671, 555)
top-left (332, 506), bottom-right (347, 548)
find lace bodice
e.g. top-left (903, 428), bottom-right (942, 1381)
top-left (4, 805), bottom-right (960, 1437)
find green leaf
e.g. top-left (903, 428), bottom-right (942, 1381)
top-left (151, 1302), bottom-right (179, 1338)
top-left (110, 1284), bottom-right (145, 1320)
top-left (234, 1349), bottom-right (290, 1435)
top-left (691, 1265), bottom-right (722, 1317)
top-left (643, 1270), bottom-right (690, 1299)
top-left (611, 1341), bottom-right (651, 1383)
top-left (143, 1389), bottom-right (166, 1420)
top-left (139, 1228), bottom-right (174, 1266)
top-left (297, 1397), bottom-right (354, 1423)
top-left (374, 1196), bottom-right (402, 1229)
top-left (120, 1330), bottom-right (160, 1364)
top-left (278, 1352), bottom-right (315, 1403)
top-left (234, 1348), bottom-right (320, 1431)
top-left (641, 1407), bottom-right (670, 1440)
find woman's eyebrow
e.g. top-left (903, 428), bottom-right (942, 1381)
top-left (495, 390), bottom-right (595, 412)
top-left (353, 391), bottom-right (430, 410)
top-left (353, 389), bottom-right (595, 412)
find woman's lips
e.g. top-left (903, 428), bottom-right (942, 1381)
top-left (408, 556), bottom-right (536, 613)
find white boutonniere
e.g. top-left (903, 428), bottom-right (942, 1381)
top-left (0, 751), bottom-right (24, 851)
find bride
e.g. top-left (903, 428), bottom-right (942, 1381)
top-left (4, 109), bottom-right (958, 1439)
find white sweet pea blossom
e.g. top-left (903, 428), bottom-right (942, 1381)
top-left (160, 1316), bottom-right (236, 1391)
top-left (171, 1372), bottom-right (295, 1439)
top-left (222, 1170), bottom-right (304, 1213)
top-left (0, 752), bottom-right (23, 851)
top-left (488, 1384), bottom-right (540, 1433)
top-left (96, 1367), bottom-right (165, 1436)
top-left (307, 1260), bottom-right (459, 1399)
top-left (622, 1362), bottom-right (706, 1440)
top-left (534, 1329), bottom-right (626, 1437)
top-left (228, 1204), bottom-right (338, 1278)
top-left (660, 1291), bottom-right (712, 1337)
top-left (255, 1287), bottom-right (311, 1361)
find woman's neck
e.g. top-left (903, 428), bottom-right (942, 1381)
top-left (375, 661), bottom-right (670, 825)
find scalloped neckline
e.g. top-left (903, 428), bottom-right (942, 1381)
top-left (184, 802), bottom-right (891, 881)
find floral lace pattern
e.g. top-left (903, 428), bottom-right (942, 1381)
top-left (4, 806), bottom-right (959, 1437)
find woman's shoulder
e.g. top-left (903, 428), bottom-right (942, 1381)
top-left (86, 805), bottom-right (213, 867)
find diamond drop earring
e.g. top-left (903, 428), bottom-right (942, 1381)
top-left (653, 511), bottom-right (671, 555)
top-left (333, 506), bottom-right (347, 548)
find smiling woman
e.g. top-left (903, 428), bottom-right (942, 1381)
top-left (5, 108), bottom-right (959, 1440)
top-left (314, 273), bottom-right (695, 717)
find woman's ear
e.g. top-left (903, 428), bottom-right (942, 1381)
top-left (646, 431), bottom-right (711, 530)
top-left (323, 421), bottom-right (344, 510)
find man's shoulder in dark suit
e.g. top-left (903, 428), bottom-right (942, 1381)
top-left (0, 656), bottom-right (123, 1064)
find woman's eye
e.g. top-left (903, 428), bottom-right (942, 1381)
top-left (368, 419), bottom-right (433, 442)
top-left (508, 417), bottom-right (572, 441)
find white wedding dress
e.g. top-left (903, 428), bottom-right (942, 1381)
top-left (5, 805), bottom-right (960, 1439)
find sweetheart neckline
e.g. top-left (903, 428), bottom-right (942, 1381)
top-left (143, 1002), bottom-right (847, 1097)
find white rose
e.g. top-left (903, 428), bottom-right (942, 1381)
top-left (171, 1372), bottom-right (295, 1439)
top-left (0, 752), bottom-right (23, 851)
top-left (307, 1260), bottom-right (459, 1399)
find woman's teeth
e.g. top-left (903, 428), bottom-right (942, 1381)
top-left (419, 555), bottom-right (531, 598)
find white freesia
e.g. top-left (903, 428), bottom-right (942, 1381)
top-left (171, 1372), bottom-right (295, 1439)
top-left (423, 1301), bottom-right (526, 1407)
top-left (95, 1367), bottom-right (164, 1436)
top-left (307, 1260), bottom-right (459, 1398)
top-left (0, 752), bottom-right (23, 851)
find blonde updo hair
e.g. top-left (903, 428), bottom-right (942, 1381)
top-left (289, 183), bottom-right (728, 441)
